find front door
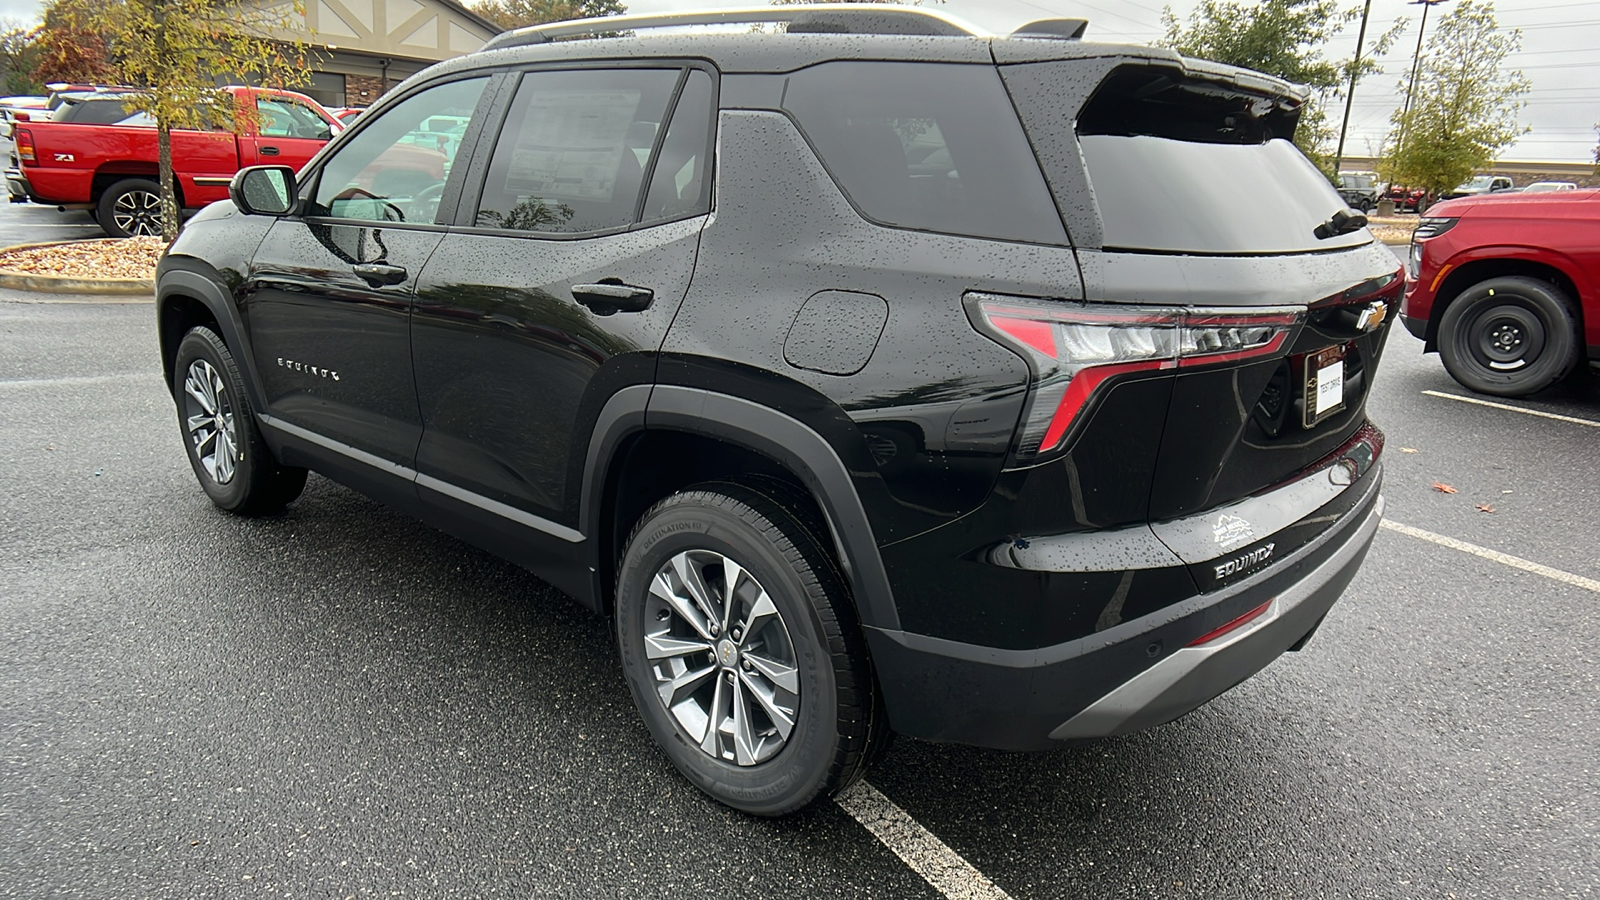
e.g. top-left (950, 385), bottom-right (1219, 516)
top-left (411, 66), bottom-right (717, 534)
top-left (246, 93), bottom-right (338, 170)
top-left (243, 75), bottom-right (493, 469)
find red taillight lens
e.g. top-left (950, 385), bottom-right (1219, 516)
top-left (15, 128), bottom-right (34, 164)
top-left (967, 293), bottom-right (1302, 462)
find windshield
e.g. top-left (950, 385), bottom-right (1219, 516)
top-left (1459, 176), bottom-right (1494, 190)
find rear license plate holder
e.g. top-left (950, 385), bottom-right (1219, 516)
top-left (1301, 345), bottom-right (1347, 428)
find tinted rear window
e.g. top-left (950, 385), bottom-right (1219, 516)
top-left (1014, 63), bottom-right (1367, 254)
top-left (783, 62), bottom-right (1067, 246)
top-left (56, 98), bottom-right (136, 125)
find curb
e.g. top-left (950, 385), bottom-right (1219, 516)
top-left (0, 239), bottom-right (156, 296)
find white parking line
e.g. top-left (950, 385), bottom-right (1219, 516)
top-left (1421, 390), bottom-right (1600, 427)
top-left (1382, 520), bottom-right (1600, 594)
top-left (0, 372), bottom-right (152, 389)
top-left (835, 780), bottom-right (1013, 900)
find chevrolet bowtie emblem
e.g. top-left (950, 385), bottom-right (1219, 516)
top-left (1356, 300), bottom-right (1388, 332)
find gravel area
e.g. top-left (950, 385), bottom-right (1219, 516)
top-left (1365, 214), bottom-right (1416, 245)
top-left (0, 237), bottom-right (163, 280)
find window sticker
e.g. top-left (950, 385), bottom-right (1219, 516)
top-left (502, 89), bottom-right (643, 202)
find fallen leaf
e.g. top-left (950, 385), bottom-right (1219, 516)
top-left (1476, 504), bottom-right (1495, 513)
top-left (1400, 447), bottom-right (1418, 453)
top-left (1432, 482), bottom-right (1457, 493)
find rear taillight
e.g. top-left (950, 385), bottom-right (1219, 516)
top-left (14, 128), bottom-right (34, 164)
top-left (967, 293), bottom-right (1302, 463)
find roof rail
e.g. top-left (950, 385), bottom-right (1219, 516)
top-left (481, 3), bottom-right (993, 51)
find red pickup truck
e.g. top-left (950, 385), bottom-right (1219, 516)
top-left (8, 86), bottom-right (340, 237)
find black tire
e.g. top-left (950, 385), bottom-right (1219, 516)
top-left (615, 480), bottom-right (884, 816)
top-left (96, 177), bottom-right (164, 238)
top-left (172, 326), bottom-right (307, 514)
top-left (1437, 276), bottom-right (1581, 397)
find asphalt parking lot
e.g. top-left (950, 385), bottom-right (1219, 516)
top-left (2, 233), bottom-right (1597, 898)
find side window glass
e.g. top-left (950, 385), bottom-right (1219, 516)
top-left (257, 97), bottom-right (331, 140)
top-left (782, 61), bottom-right (1067, 246)
top-left (641, 69), bottom-right (714, 225)
top-left (473, 68), bottom-right (680, 235)
top-left (310, 77), bottom-right (489, 224)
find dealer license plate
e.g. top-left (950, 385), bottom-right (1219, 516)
top-left (1302, 345), bottom-right (1346, 427)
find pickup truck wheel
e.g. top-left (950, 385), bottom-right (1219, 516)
top-left (98, 178), bottom-right (164, 238)
top-left (1437, 276), bottom-right (1580, 397)
top-left (615, 481), bottom-right (881, 816)
top-left (173, 326), bottom-right (307, 514)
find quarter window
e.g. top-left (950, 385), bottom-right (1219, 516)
top-left (473, 68), bottom-right (681, 235)
top-left (309, 77), bottom-right (489, 224)
top-left (782, 62), bottom-right (1068, 246)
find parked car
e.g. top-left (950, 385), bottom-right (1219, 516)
top-left (0, 95), bottom-right (47, 140)
top-left (1521, 181), bottom-right (1577, 193)
top-left (8, 86), bottom-right (341, 236)
top-left (330, 106), bottom-right (366, 124)
top-left (1402, 189), bottom-right (1598, 396)
top-left (157, 5), bottom-right (1398, 815)
top-left (1338, 171), bottom-right (1379, 211)
top-left (1443, 174), bottom-right (1515, 199)
top-left (1382, 182), bottom-right (1428, 212)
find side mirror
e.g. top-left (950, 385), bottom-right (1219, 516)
top-left (230, 165), bottom-right (296, 216)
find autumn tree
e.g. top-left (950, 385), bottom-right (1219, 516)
top-left (74, 0), bottom-right (310, 241)
top-left (0, 21), bottom-right (42, 95)
top-left (470, 0), bottom-right (625, 30)
top-left (1161, 0), bottom-right (1402, 177)
top-left (1378, 0), bottom-right (1527, 197)
top-left (33, 0), bottom-right (115, 85)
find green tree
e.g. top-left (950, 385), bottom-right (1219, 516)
top-left (1160, 0), bottom-right (1401, 176)
top-left (1378, 0), bottom-right (1527, 197)
top-left (76, 0), bottom-right (310, 241)
top-left (470, 0), bottom-right (625, 30)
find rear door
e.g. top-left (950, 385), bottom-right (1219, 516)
top-left (410, 64), bottom-right (716, 542)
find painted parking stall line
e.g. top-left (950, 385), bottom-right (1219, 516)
top-left (835, 781), bottom-right (1013, 900)
top-left (1421, 390), bottom-right (1600, 428)
top-left (0, 372), bottom-right (153, 390)
top-left (1382, 520), bottom-right (1600, 594)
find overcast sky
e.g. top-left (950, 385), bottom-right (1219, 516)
top-left (3, 0), bottom-right (1593, 161)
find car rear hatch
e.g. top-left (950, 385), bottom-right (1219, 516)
top-left (986, 55), bottom-right (1399, 590)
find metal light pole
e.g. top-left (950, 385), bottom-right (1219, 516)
top-left (1333, 0), bottom-right (1374, 173)
top-left (1397, 0), bottom-right (1452, 150)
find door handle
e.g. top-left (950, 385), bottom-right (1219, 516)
top-left (259, 146), bottom-right (280, 156)
top-left (572, 282), bottom-right (654, 314)
top-left (353, 262), bottom-right (407, 286)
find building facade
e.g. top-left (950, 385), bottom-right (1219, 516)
top-left (260, 0), bottom-right (501, 108)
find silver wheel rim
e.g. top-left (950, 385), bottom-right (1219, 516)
top-left (182, 358), bottom-right (240, 485)
top-left (645, 549), bottom-right (800, 766)
top-left (112, 189), bottom-right (163, 236)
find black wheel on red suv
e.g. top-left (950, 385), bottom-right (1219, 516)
top-left (1437, 276), bottom-right (1580, 397)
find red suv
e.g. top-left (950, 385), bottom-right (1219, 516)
top-left (1402, 190), bottom-right (1599, 396)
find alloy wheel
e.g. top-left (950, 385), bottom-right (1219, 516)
top-left (644, 549), bottom-right (800, 766)
top-left (112, 189), bottom-right (163, 236)
top-left (182, 358), bottom-right (239, 484)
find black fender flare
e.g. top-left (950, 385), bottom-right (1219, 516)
top-left (582, 384), bottom-right (900, 632)
top-left (156, 269), bottom-right (269, 414)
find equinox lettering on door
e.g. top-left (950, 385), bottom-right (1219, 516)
top-left (277, 357), bottom-right (340, 381)
top-left (1214, 543), bottom-right (1275, 580)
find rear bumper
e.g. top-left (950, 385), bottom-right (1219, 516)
top-left (6, 167), bottom-right (33, 202)
top-left (864, 469), bottom-right (1383, 750)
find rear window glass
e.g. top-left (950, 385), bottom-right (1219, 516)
top-left (1081, 136), bottom-right (1366, 254)
top-left (782, 62), bottom-right (1067, 246)
top-left (1014, 63), bottom-right (1367, 254)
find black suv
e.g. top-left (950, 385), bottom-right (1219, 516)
top-left (156, 6), bottom-right (1399, 815)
